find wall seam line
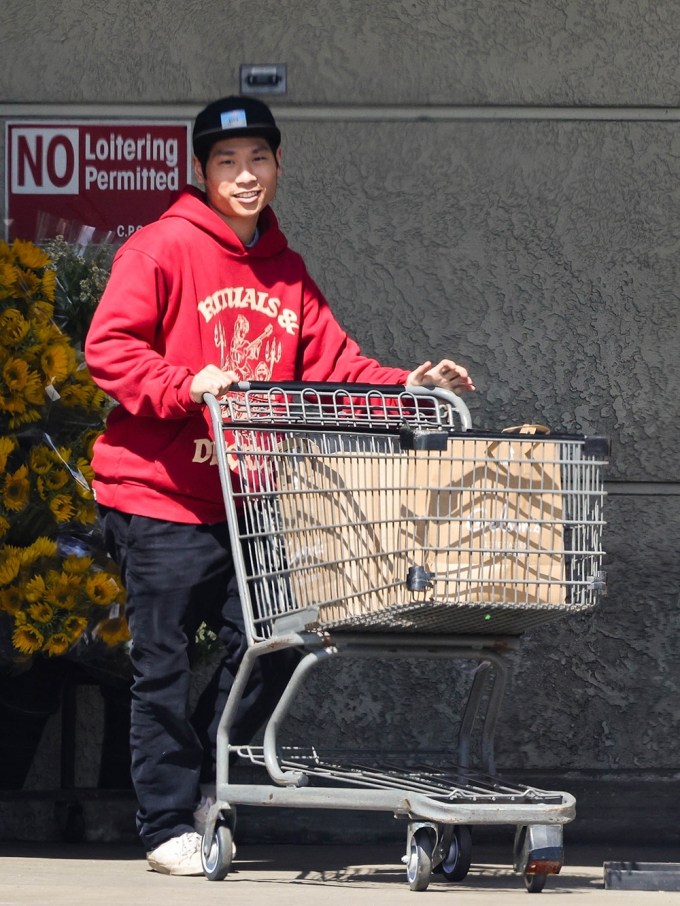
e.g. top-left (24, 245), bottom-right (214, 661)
top-left (3, 103), bottom-right (680, 123)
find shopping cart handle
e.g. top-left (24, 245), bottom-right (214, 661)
top-left (227, 381), bottom-right (473, 431)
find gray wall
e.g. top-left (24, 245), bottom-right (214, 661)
top-left (1, 0), bottom-right (678, 801)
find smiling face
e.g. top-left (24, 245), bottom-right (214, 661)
top-left (193, 136), bottom-right (282, 243)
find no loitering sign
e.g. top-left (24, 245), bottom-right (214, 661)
top-left (4, 119), bottom-right (192, 242)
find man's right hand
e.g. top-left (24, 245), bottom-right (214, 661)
top-left (190, 365), bottom-right (241, 403)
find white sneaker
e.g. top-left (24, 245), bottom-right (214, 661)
top-left (146, 831), bottom-right (203, 876)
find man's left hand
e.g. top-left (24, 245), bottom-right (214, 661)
top-left (406, 359), bottom-right (475, 393)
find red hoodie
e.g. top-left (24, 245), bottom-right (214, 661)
top-left (85, 186), bottom-right (409, 523)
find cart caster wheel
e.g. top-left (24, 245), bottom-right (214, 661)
top-left (201, 821), bottom-right (234, 881)
top-left (440, 825), bottom-right (473, 882)
top-left (514, 823), bottom-right (562, 893)
top-left (406, 828), bottom-right (434, 892)
top-left (524, 872), bottom-right (548, 893)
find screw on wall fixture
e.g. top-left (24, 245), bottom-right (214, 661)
top-left (240, 64), bottom-right (287, 95)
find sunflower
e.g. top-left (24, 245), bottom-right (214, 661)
top-left (0, 435), bottom-right (17, 472)
top-left (79, 429), bottom-right (102, 461)
top-left (74, 479), bottom-right (94, 500)
top-left (75, 502), bottom-right (97, 525)
top-left (88, 387), bottom-right (111, 410)
top-left (2, 465), bottom-right (30, 512)
top-left (41, 342), bottom-right (76, 384)
top-left (0, 515), bottom-right (10, 540)
top-left (15, 342), bottom-right (40, 371)
top-left (0, 586), bottom-right (22, 614)
top-left (41, 268), bottom-right (57, 301)
top-left (24, 370), bottom-right (46, 406)
top-left (95, 616), bottom-right (131, 647)
top-left (2, 357), bottom-right (30, 391)
top-left (85, 572), bottom-right (122, 607)
top-left (76, 482), bottom-right (94, 506)
top-left (28, 444), bottom-right (54, 475)
top-left (44, 571), bottom-right (79, 610)
top-left (27, 601), bottom-right (54, 624)
top-left (62, 554), bottom-right (94, 575)
top-left (12, 622), bottom-right (44, 655)
top-left (35, 476), bottom-right (51, 501)
top-left (0, 261), bottom-right (20, 296)
top-left (0, 308), bottom-right (30, 345)
top-left (43, 632), bottom-right (71, 656)
top-left (48, 493), bottom-right (77, 523)
top-left (1, 393), bottom-right (42, 430)
top-left (12, 238), bottom-right (51, 270)
top-left (21, 536), bottom-right (58, 563)
top-left (31, 321), bottom-right (56, 346)
top-left (42, 466), bottom-right (70, 492)
top-left (75, 457), bottom-right (95, 485)
top-left (58, 383), bottom-right (92, 407)
top-left (0, 389), bottom-right (27, 416)
top-left (63, 614), bottom-right (87, 641)
top-left (73, 365), bottom-right (94, 384)
top-left (23, 573), bottom-right (47, 602)
top-left (28, 298), bottom-right (55, 323)
top-left (16, 268), bottom-right (41, 297)
top-left (0, 544), bottom-right (24, 584)
top-left (9, 408), bottom-right (42, 430)
top-left (1, 376), bottom-right (44, 428)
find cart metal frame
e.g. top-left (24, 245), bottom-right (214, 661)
top-left (200, 382), bottom-right (608, 892)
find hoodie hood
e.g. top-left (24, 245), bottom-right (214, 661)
top-left (159, 185), bottom-right (289, 258)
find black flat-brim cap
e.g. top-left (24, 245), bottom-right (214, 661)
top-left (192, 95), bottom-right (281, 155)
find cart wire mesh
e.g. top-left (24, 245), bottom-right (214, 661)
top-left (211, 384), bottom-right (608, 642)
top-left (231, 745), bottom-right (566, 806)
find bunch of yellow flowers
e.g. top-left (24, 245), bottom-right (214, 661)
top-left (0, 238), bottom-right (128, 667)
top-left (0, 431), bottom-right (100, 537)
top-left (0, 239), bottom-right (109, 429)
top-left (1, 536), bottom-right (127, 658)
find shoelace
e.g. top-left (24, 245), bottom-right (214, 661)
top-left (179, 833), bottom-right (201, 855)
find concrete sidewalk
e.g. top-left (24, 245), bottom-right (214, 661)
top-left (3, 841), bottom-right (680, 905)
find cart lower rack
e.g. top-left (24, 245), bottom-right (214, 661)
top-left (202, 383), bottom-right (608, 892)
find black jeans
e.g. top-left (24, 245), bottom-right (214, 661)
top-left (98, 506), bottom-right (297, 851)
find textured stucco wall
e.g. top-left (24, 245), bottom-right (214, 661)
top-left (3, 0), bottom-right (680, 105)
top-left (276, 118), bottom-right (680, 477)
top-left (1, 0), bottom-right (679, 795)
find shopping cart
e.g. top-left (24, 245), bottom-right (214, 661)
top-left (201, 382), bottom-right (608, 892)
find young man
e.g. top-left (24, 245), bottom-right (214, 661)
top-left (85, 95), bottom-right (474, 876)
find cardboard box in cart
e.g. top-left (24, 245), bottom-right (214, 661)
top-left (277, 435), bottom-right (565, 625)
